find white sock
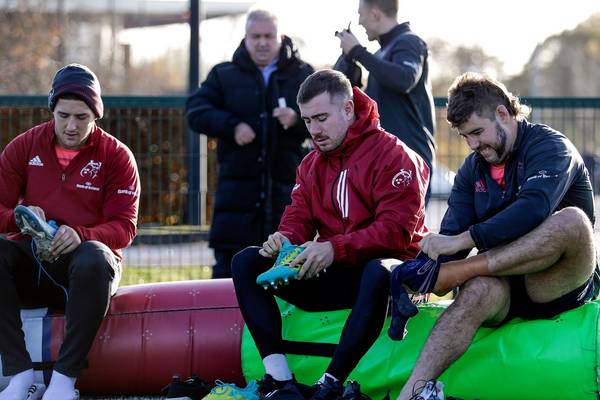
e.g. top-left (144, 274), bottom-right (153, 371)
top-left (263, 354), bottom-right (293, 381)
top-left (0, 368), bottom-right (35, 400)
top-left (42, 370), bottom-right (77, 400)
top-left (318, 372), bottom-right (338, 384)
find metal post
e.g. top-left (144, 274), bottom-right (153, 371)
top-left (56, 0), bottom-right (67, 63)
top-left (187, 0), bottom-right (202, 225)
top-left (198, 0), bottom-right (208, 227)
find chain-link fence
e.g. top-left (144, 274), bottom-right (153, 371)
top-left (1, 96), bottom-right (599, 284)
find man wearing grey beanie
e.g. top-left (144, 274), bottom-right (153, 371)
top-left (0, 64), bottom-right (140, 400)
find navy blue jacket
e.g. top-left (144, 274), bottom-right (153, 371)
top-left (441, 120), bottom-right (596, 264)
top-left (186, 37), bottom-right (314, 250)
top-left (337, 22), bottom-right (436, 171)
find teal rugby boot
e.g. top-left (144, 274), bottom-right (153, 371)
top-left (256, 240), bottom-right (306, 289)
top-left (14, 205), bottom-right (58, 262)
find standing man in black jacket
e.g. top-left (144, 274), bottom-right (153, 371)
top-left (335, 0), bottom-right (435, 204)
top-left (186, 9), bottom-right (314, 278)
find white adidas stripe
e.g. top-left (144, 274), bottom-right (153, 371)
top-left (336, 169), bottom-right (349, 219)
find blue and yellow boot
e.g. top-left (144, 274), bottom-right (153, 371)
top-left (14, 205), bottom-right (58, 262)
top-left (202, 380), bottom-right (259, 400)
top-left (256, 240), bottom-right (305, 289)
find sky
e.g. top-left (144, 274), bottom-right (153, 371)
top-left (119, 0), bottom-right (600, 77)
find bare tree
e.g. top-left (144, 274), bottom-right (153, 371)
top-left (428, 38), bottom-right (504, 97)
top-left (509, 13), bottom-right (600, 96)
top-left (0, 0), bottom-right (64, 94)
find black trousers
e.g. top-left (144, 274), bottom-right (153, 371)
top-left (231, 247), bottom-right (390, 381)
top-left (0, 239), bottom-right (119, 377)
top-left (212, 248), bottom-right (240, 279)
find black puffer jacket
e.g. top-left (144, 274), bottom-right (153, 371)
top-left (186, 36), bottom-right (314, 250)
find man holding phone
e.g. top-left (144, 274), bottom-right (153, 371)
top-left (334, 0), bottom-right (436, 204)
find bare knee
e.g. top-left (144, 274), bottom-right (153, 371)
top-left (552, 207), bottom-right (594, 244)
top-left (552, 207), bottom-right (595, 269)
top-left (455, 277), bottom-right (510, 324)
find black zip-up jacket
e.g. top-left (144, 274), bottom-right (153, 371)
top-left (440, 120), bottom-right (599, 288)
top-left (186, 36), bottom-right (314, 250)
top-left (336, 22), bottom-right (436, 171)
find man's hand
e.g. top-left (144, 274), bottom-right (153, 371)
top-left (335, 30), bottom-right (361, 56)
top-left (234, 122), bottom-right (256, 146)
top-left (272, 107), bottom-right (298, 130)
top-left (290, 241), bottom-right (334, 279)
top-left (50, 225), bottom-right (82, 257)
top-left (419, 231), bottom-right (475, 260)
top-left (259, 231), bottom-right (289, 258)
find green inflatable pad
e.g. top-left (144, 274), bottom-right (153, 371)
top-left (241, 299), bottom-right (600, 400)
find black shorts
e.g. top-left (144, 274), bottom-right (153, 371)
top-left (503, 274), bottom-right (597, 323)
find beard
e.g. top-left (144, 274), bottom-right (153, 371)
top-left (493, 121), bottom-right (509, 162)
top-left (475, 121), bottom-right (510, 165)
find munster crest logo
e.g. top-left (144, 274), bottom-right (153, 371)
top-left (80, 160), bottom-right (102, 179)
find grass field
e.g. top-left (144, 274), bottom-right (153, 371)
top-left (120, 265), bottom-right (212, 286)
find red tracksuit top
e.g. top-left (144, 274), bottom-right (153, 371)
top-left (0, 120), bottom-right (140, 261)
top-left (278, 88), bottom-right (429, 265)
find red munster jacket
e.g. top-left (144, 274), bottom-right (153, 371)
top-left (0, 120), bottom-right (140, 261)
top-left (278, 88), bottom-right (429, 265)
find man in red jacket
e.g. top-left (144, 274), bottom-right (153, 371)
top-left (0, 64), bottom-right (140, 400)
top-left (231, 69), bottom-right (429, 398)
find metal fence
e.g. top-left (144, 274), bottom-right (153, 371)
top-left (1, 96), bottom-right (599, 283)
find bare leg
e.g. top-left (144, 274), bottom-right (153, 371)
top-left (397, 276), bottom-right (510, 400)
top-left (435, 207), bottom-right (595, 297)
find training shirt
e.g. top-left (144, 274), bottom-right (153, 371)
top-left (0, 120), bottom-right (140, 260)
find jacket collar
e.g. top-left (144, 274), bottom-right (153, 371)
top-left (512, 119), bottom-right (528, 153)
top-left (379, 22), bottom-right (410, 47)
top-left (46, 119), bottom-right (100, 150)
top-left (232, 35), bottom-right (299, 72)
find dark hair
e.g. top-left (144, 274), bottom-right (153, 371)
top-left (362, 0), bottom-right (398, 18)
top-left (297, 69), bottom-right (352, 105)
top-left (446, 72), bottom-right (530, 128)
top-left (56, 93), bottom-right (84, 102)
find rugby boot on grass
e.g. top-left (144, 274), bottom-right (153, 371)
top-left (163, 375), bottom-right (212, 400)
top-left (201, 380), bottom-right (259, 400)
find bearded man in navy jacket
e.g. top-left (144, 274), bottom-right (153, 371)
top-left (391, 72), bottom-right (599, 400)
